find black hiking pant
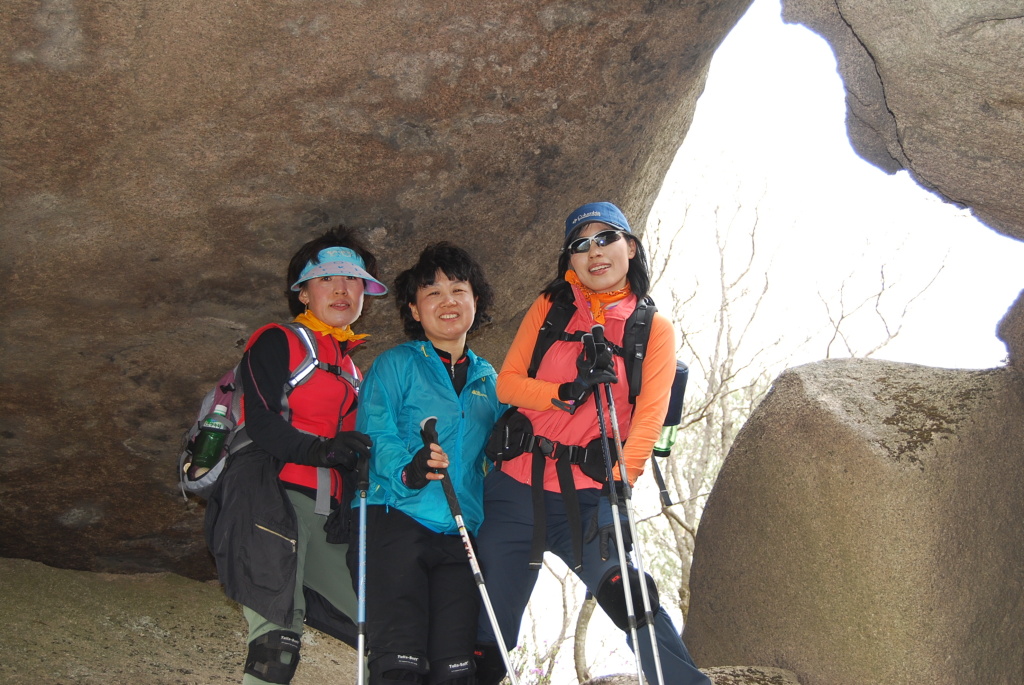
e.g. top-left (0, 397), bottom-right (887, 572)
top-left (350, 505), bottom-right (479, 683)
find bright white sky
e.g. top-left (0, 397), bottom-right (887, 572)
top-left (647, 0), bottom-right (1024, 372)
top-left (527, 1), bottom-right (1024, 682)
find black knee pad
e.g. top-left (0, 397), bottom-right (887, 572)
top-left (595, 566), bottom-right (660, 632)
top-left (244, 630), bottom-right (301, 684)
top-left (473, 643), bottom-right (508, 685)
top-left (430, 654), bottom-right (476, 683)
top-left (369, 653), bottom-right (429, 684)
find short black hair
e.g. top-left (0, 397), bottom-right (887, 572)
top-left (285, 225), bottom-right (380, 316)
top-left (394, 242), bottom-right (494, 340)
top-left (540, 222), bottom-right (651, 300)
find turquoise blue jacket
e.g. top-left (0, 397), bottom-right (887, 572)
top-left (356, 340), bottom-right (506, 535)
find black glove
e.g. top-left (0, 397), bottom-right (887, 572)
top-left (314, 430), bottom-right (373, 471)
top-left (402, 417), bottom-right (439, 490)
top-left (584, 481), bottom-right (631, 561)
top-left (558, 329), bottom-right (618, 404)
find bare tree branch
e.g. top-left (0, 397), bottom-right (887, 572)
top-left (573, 597), bottom-right (597, 683)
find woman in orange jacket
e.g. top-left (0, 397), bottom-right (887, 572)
top-left (473, 202), bottom-right (710, 685)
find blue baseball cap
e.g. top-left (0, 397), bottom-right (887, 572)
top-left (564, 201), bottom-right (632, 238)
top-left (290, 246), bottom-right (389, 295)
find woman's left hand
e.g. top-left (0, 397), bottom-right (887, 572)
top-left (403, 441), bottom-right (448, 488)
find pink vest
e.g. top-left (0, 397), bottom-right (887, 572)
top-left (502, 290), bottom-right (636, 492)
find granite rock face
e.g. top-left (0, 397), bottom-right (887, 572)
top-left (584, 667), bottom-right (803, 685)
top-left (686, 358), bottom-right (1024, 685)
top-left (782, 0), bottom-right (1024, 241)
top-left (997, 289), bottom-right (1024, 369)
top-left (0, 0), bottom-right (750, 578)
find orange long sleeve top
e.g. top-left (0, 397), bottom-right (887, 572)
top-left (496, 290), bottom-right (677, 486)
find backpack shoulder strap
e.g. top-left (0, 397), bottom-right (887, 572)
top-left (528, 289), bottom-right (578, 379)
top-left (527, 290), bottom-right (657, 403)
top-left (282, 322), bottom-right (320, 388)
top-left (326, 353), bottom-right (360, 393)
top-left (622, 295), bottom-right (657, 404)
top-left (282, 323), bottom-right (361, 390)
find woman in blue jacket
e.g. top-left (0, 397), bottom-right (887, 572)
top-left (352, 242), bottom-right (505, 685)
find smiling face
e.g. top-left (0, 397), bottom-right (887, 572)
top-left (298, 275), bottom-right (366, 328)
top-left (409, 270), bottom-right (477, 357)
top-left (569, 222), bottom-right (637, 293)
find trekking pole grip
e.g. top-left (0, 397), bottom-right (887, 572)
top-left (420, 417), bottom-right (461, 515)
top-left (356, 453), bottom-right (370, 491)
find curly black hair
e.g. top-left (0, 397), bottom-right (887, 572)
top-left (394, 242), bottom-right (494, 340)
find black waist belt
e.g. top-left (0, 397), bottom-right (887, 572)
top-left (529, 438), bottom-right (601, 572)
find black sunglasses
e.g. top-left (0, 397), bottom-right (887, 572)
top-left (565, 229), bottom-right (626, 255)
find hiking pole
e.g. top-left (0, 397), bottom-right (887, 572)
top-left (592, 326), bottom-right (665, 685)
top-left (650, 361), bottom-right (689, 508)
top-left (420, 418), bottom-right (520, 685)
top-left (586, 331), bottom-right (644, 685)
top-left (356, 453), bottom-right (370, 685)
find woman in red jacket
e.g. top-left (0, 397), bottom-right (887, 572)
top-left (474, 203), bottom-right (710, 685)
top-left (205, 225), bottom-right (386, 685)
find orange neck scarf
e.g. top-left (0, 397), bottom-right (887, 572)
top-left (293, 311), bottom-right (368, 343)
top-left (564, 270), bottom-right (631, 324)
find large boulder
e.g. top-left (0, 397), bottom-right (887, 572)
top-left (0, 0), bottom-right (751, 578)
top-left (686, 358), bottom-right (1024, 685)
top-left (782, 0), bottom-right (1024, 241)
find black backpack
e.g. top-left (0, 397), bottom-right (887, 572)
top-left (528, 287), bottom-right (657, 405)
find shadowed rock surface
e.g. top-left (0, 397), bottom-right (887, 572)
top-left (4, 557), bottom-right (799, 684)
top-left (1, 0), bottom-right (751, 579)
top-left (998, 290), bottom-right (1024, 368)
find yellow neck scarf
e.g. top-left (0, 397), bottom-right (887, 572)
top-left (293, 311), bottom-right (369, 343)
top-left (564, 270), bottom-right (632, 324)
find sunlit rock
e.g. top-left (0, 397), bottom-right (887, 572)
top-left (687, 358), bottom-right (1024, 685)
top-left (783, 0), bottom-right (1024, 241)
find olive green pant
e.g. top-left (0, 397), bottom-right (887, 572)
top-left (242, 490), bottom-right (357, 685)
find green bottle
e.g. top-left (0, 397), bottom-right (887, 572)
top-left (188, 404), bottom-right (233, 479)
top-left (652, 424), bottom-right (678, 458)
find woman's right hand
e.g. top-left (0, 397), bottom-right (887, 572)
top-left (559, 333), bottom-right (618, 404)
top-left (315, 430), bottom-right (373, 471)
